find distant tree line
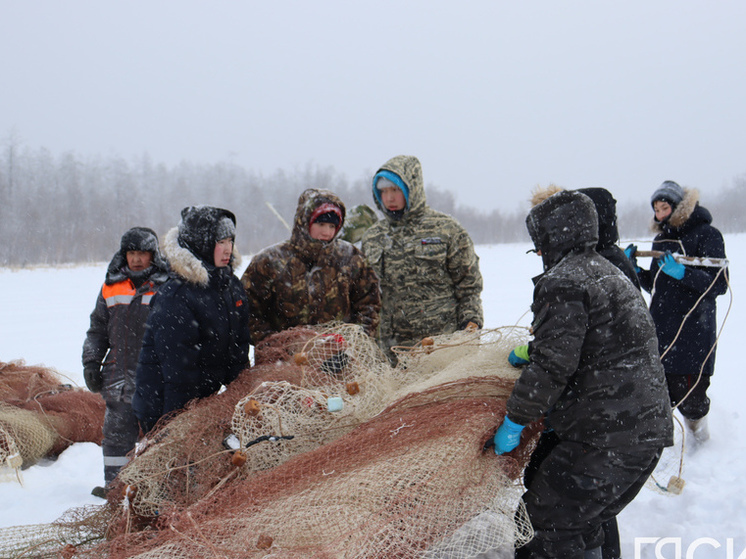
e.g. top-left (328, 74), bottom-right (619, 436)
top-left (1, 137), bottom-right (744, 267)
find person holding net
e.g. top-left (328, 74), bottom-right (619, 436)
top-left (494, 190), bottom-right (673, 559)
top-left (82, 227), bottom-right (169, 498)
top-left (132, 206), bottom-right (251, 434)
top-left (241, 188), bottom-right (380, 350)
top-left (361, 155), bottom-right (483, 364)
top-left (625, 180), bottom-right (729, 443)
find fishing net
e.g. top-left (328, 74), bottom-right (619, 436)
top-left (0, 360), bottom-right (105, 482)
top-left (0, 325), bottom-right (542, 559)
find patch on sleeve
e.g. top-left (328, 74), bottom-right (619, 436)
top-left (420, 237), bottom-right (443, 245)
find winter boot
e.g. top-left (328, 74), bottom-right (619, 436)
top-left (685, 416), bottom-right (710, 443)
top-left (91, 485), bottom-right (109, 499)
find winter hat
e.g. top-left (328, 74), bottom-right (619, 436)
top-left (651, 180), bottom-right (684, 209)
top-left (120, 227), bottom-right (159, 254)
top-left (309, 202), bottom-right (343, 233)
top-left (177, 205), bottom-right (237, 263)
top-left (372, 171), bottom-right (410, 210)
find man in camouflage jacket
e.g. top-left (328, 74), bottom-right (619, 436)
top-left (361, 155), bottom-right (483, 361)
top-left (242, 189), bottom-right (380, 344)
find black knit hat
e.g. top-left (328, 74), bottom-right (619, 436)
top-left (651, 180), bottom-right (684, 209)
top-left (120, 227), bottom-right (159, 254)
top-left (177, 206), bottom-right (237, 263)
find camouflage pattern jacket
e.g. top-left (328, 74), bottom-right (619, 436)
top-left (361, 155), bottom-right (483, 354)
top-left (241, 189), bottom-right (380, 343)
top-left (508, 191), bottom-right (673, 449)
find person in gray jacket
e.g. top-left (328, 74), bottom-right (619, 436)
top-left (82, 227), bottom-right (169, 498)
top-left (492, 190), bottom-right (673, 558)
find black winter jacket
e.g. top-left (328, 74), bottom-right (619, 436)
top-left (508, 191), bottom-right (673, 449)
top-left (638, 190), bottom-right (728, 377)
top-left (576, 188), bottom-right (641, 290)
top-left (132, 227), bottom-right (251, 432)
top-left (82, 251), bottom-right (169, 403)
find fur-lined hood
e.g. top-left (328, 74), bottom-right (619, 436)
top-left (526, 190), bottom-right (598, 271)
top-left (163, 226), bottom-right (242, 287)
top-left (651, 188), bottom-right (700, 232)
top-left (530, 184), bottom-right (565, 208)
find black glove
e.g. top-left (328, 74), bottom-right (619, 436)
top-left (83, 364), bottom-right (103, 393)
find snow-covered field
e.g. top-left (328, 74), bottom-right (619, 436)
top-left (1, 237), bottom-right (744, 558)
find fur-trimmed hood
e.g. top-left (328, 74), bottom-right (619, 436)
top-left (526, 189), bottom-right (599, 271)
top-left (651, 188), bottom-right (700, 232)
top-left (163, 226), bottom-right (242, 287)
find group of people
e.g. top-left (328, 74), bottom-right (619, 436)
top-left (82, 154), bottom-right (728, 558)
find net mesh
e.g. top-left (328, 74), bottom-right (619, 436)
top-left (0, 360), bottom-right (105, 481)
top-left (0, 325), bottom-right (542, 559)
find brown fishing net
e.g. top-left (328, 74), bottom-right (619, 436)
top-left (0, 360), bottom-right (105, 481)
top-left (0, 325), bottom-right (541, 558)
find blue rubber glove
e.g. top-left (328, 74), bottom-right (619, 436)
top-left (508, 345), bottom-right (530, 367)
top-left (624, 243), bottom-right (641, 273)
top-left (493, 416), bottom-right (525, 455)
top-left (659, 251), bottom-right (685, 280)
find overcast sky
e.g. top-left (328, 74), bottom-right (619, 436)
top-left (2, 1), bottom-right (745, 212)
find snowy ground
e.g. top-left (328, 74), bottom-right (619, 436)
top-left (1, 236), bottom-right (744, 558)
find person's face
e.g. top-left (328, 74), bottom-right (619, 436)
top-left (126, 250), bottom-right (153, 272)
top-left (654, 200), bottom-right (673, 222)
top-left (379, 186), bottom-right (406, 211)
top-left (213, 238), bottom-right (233, 267)
top-left (309, 222), bottom-right (337, 242)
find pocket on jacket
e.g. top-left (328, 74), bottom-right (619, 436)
top-left (414, 243), bottom-right (448, 279)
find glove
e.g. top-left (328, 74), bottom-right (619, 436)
top-left (460, 320), bottom-right (481, 331)
top-left (508, 345), bottom-right (529, 367)
top-left (83, 364), bottom-right (103, 393)
top-left (659, 251), bottom-right (685, 280)
top-left (493, 416), bottom-right (525, 455)
top-left (624, 243), bottom-right (641, 273)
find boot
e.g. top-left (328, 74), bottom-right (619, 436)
top-left (91, 485), bottom-right (109, 499)
top-left (685, 416), bottom-right (710, 443)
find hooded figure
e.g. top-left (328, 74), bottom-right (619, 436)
top-left (82, 226), bottom-right (169, 496)
top-left (241, 189), bottom-right (380, 344)
top-left (132, 206), bottom-right (251, 433)
top-left (633, 183), bottom-right (728, 440)
top-left (495, 191), bottom-right (673, 558)
top-left (576, 187), bottom-right (641, 289)
top-left (361, 155), bottom-right (483, 361)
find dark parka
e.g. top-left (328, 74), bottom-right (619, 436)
top-left (508, 191), bottom-right (673, 449)
top-left (576, 187), bottom-right (641, 290)
top-left (82, 231), bottom-right (169, 403)
top-left (132, 207), bottom-right (251, 432)
top-left (638, 189), bottom-right (728, 377)
top-left (361, 155), bottom-right (483, 353)
top-left (241, 189), bottom-right (380, 343)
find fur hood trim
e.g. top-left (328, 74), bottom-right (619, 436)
top-left (651, 188), bottom-right (699, 232)
top-left (163, 227), bottom-right (241, 287)
top-left (530, 184), bottom-right (565, 207)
